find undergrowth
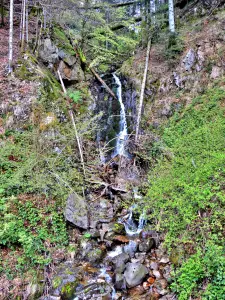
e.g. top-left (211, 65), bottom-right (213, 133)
top-left (145, 79), bottom-right (225, 299)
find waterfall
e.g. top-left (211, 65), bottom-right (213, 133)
top-left (113, 73), bottom-right (128, 157)
top-left (123, 205), bottom-right (146, 236)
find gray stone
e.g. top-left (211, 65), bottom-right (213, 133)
top-left (124, 263), bottom-right (148, 288)
top-left (64, 193), bottom-right (88, 229)
top-left (58, 60), bottom-right (84, 82)
top-left (182, 49), bottom-right (196, 71)
top-left (112, 253), bottom-right (129, 273)
top-left (210, 66), bottom-right (221, 79)
top-left (124, 240), bottom-right (138, 258)
top-left (89, 198), bottom-right (114, 229)
top-left (115, 273), bottom-right (126, 290)
top-left (139, 238), bottom-right (155, 253)
top-left (38, 38), bottom-right (58, 63)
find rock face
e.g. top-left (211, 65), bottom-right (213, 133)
top-left (124, 263), bottom-right (148, 288)
top-left (38, 38), bottom-right (59, 63)
top-left (65, 193), bottom-right (88, 229)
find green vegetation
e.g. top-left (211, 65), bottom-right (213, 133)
top-left (145, 81), bottom-right (225, 298)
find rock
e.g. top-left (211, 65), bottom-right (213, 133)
top-left (58, 60), bottom-right (84, 82)
top-left (86, 248), bottom-right (104, 265)
top-left (124, 240), bottom-right (138, 258)
top-left (152, 270), bottom-right (161, 279)
top-left (139, 238), bottom-right (155, 252)
top-left (89, 198), bottom-right (114, 228)
top-left (39, 38), bottom-right (58, 63)
top-left (182, 49), bottom-right (196, 71)
top-left (210, 66), bottom-right (221, 79)
top-left (150, 261), bottom-right (159, 270)
top-left (115, 273), bottom-right (126, 290)
top-left (160, 256), bottom-right (170, 264)
top-left (112, 253), bottom-right (129, 273)
top-left (65, 193), bottom-right (88, 229)
top-left (124, 263), bottom-right (148, 288)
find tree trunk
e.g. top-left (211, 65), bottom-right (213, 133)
top-left (150, 0), bottom-right (156, 24)
top-left (21, 0), bottom-right (26, 52)
top-left (26, 0), bottom-right (28, 43)
top-left (1, 0), bottom-right (4, 26)
top-left (8, 0), bottom-right (13, 73)
top-left (168, 0), bottom-right (175, 32)
top-left (135, 39), bottom-right (151, 142)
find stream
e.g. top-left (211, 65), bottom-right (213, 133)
top-left (49, 74), bottom-right (173, 300)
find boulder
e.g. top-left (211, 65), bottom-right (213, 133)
top-left (65, 193), bottom-right (88, 229)
top-left (112, 253), bottom-right (129, 273)
top-left (115, 273), bottom-right (126, 290)
top-left (138, 238), bottom-right (155, 253)
top-left (124, 240), bottom-right (138, 258)
top-left (58, 60), bottom-right (84, 82)
top-left (124, 263), bottom-right (148, 288)
top-left (89, 198), bottom-right (114, 228)
top-left (38, 38), bottom-right (58, 63)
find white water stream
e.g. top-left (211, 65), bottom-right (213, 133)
top-left (113, 73), bottom-right (128, 157)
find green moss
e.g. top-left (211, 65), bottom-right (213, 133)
top-left (52, 276), bottom-right (62, 289)
top-left (61, 281), bottom-right (78, 299)
top-left (53, 26), bottom-right (75, 55)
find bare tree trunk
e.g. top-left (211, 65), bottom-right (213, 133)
top-left (8, 0), bottom-right (13, 73)
top-left (150, 0), bottom-right (156, 24)
top-left (135, 38), bottom-right (151, 142)
top-left (21, 0), bottom-right (26, 52)
top-left (26, 0), bottom-right (28, 43)
top-left (1, 0), bottom-right (4, 27)
top-left (57, 70), bottom-right (86, 180)
top-left (168, 0), bottom-right (175, 32)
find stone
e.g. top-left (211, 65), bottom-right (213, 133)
top-left (124, 263), bottom-right (148, 288)
top-left (58, 60), bottom-right (85, 82)
top-left (210, 66), bottom-right (221, 79)
top-left (182, 49), bottom-right (196, 71)
top-left (150, 261), bottom-right (159, 270)
top-left (38, 38), bottom-right (58, 63)
top-left (124, 240), bottom-right (138, 258)
top-left (64, 193), bottom-right (88, 229)
top-left (112, 253), bottom-right (129, 273)
top-left (89, 198), bottom-right (114, 228)
top-left (160, 256), bottom-right (170, 264)
top-left (86, 248), bottom-right (104, 265)
top-left (115, 273), bottom-right (126, 290)
top-left (152, 270), bottom-right (161, 279)
top-left (139, 238), bottom-right (155, 253)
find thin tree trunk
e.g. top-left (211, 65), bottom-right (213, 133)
top-left (26, 0), bottom-right (28, 43)
top-left (135, 38), bottom-right (151, 142)
top-left (21, 0), bottom-right (26, 52)
top-left (57, 70), bottom-right (86, 180)
top-left (8, 0), bottom-right (13, 73)
top-left (168, 0), bottom-right (175, 32)
top-left (150, 0), bottom-right (156, 24)
top-left (1, 0), bottom-right (4, 26)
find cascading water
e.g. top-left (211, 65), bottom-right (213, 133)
top-left (112, 73), bottom-right (128, 157)
top-left (122, 205), bottom-right (146, 236)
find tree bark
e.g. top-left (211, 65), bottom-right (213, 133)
top-left (135, 38), bottom-right (151, 142)
top-left (21, 0), bottom-right (26, 52)
top-left (168, 0), bottom-right (175, 33)
top-left (8, 0), bottom-right (13, 73)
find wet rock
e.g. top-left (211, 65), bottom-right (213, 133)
top-left (115, 273), bottom-right (126, 290)
top-left (112, 253), bottom-right (129, 273)
top-left (182, 49), bottom-right (196, 71)
top-left (65, 193), bottom-right (88, 229)
top-left (139, 238), bottom-right (155, 253)
top-left (124, 240), bottom-right (138, 258)
top-left (133, 252), bottom-right (146, 264)
top-left (124, 263), bottom-right (148, 288)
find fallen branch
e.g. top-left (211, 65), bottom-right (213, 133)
top-left (90, 67), bottom-right (116, 99)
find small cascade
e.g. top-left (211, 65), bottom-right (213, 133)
top-left (113, 73), bottom-right (128, 157)
top-left (122, 205), bottom-right (146, 236)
